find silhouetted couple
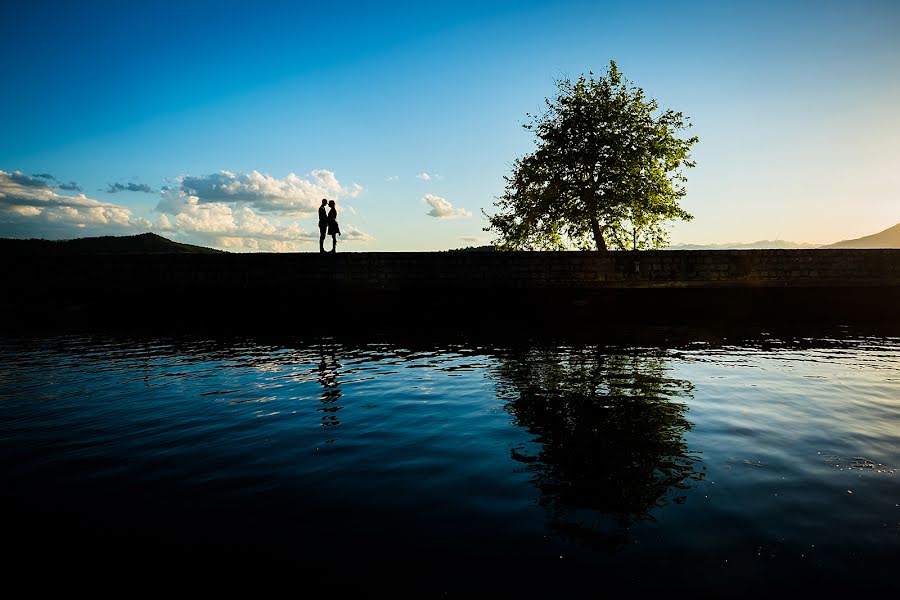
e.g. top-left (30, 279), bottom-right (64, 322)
top-left (318, 198), bottom-right (341, 253)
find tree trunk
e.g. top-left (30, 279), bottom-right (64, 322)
top-left (589, 217), bottom-right (607, 251)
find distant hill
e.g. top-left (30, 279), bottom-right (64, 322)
top-left (0, 232), bottom-right (224, 255)
top-left (667, 240), bottom-right (819, 250)
top-left (820, 223), bottom-right (900, 249)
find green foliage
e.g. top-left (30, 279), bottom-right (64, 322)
top-left (484, 61), bottom-right (698, 250)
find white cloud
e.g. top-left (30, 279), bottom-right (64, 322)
top-left (339, 224), bottom-right (374, 242)
top-left (179, 169), bottom-right (355, 215)
top-left (416, 172), bottom-right (432, 181)
top-left (386, 175), bottom-right (399, 182)
top-left (9, 205), bottom-right (42, 217)
top-left (156, 213), bottom-right (173, 230)
top-left (423, 194), bottom-right (471, 218)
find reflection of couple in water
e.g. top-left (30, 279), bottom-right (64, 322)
top-left (316, 346), bottom-right (343, 427)
top-left (318, 198), bottom-right (341, 253)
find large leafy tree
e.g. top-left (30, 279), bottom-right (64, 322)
top-left (485, 61), bottom-right (698, 250)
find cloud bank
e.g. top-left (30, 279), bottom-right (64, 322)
top-left (1, 169), bottom-right (372, 251)
top-left (179, 170), bottom-right (361, 215)
top-left (423, 194), bottom-right (471, 218)
top-left (0, 170), bottom-right (147, 238)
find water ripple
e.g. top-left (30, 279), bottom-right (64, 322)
top-left (0, 332), bottom-right (898, 591)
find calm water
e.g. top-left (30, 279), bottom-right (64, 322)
top-left (1, 331), bottom-right (899, 593)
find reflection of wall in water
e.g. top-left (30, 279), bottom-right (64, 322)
top-left (493, 346), bottom-right (704, 546)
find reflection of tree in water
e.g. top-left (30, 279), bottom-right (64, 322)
top-left (316, 346), bottom-right (343, 427)
top-left (493, 346), bottom-right (703, 547)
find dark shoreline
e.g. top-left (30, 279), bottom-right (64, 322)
top-left (3, 249), bottom-right (898, 336)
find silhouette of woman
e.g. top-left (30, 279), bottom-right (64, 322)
top-left (327, 200), bottom-right (341, 253)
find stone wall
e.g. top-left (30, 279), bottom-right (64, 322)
top-left (3, 250), bottom-right (899, 330)
top-left (10, 249), bottom-right (897, 290)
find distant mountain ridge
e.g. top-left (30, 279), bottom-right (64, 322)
top-left (820, 223), bottom-right (900, 249)
top-left (0, 232), bottom-right (223, 255)
top-left (667, 240), bottom-right (820, 250)
top-left (670, 223), bottom-right (900, 250)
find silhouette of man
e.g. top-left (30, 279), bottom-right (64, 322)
top-left (327, 200), bottom-right (341, 253)
top-left (318, 198), bottom-right (328, 253)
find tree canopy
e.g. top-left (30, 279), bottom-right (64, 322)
top-left (484, 61), bottom-right (698, 250)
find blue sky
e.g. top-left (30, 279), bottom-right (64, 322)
top-left (2, 0), bottom-right (898, 251)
